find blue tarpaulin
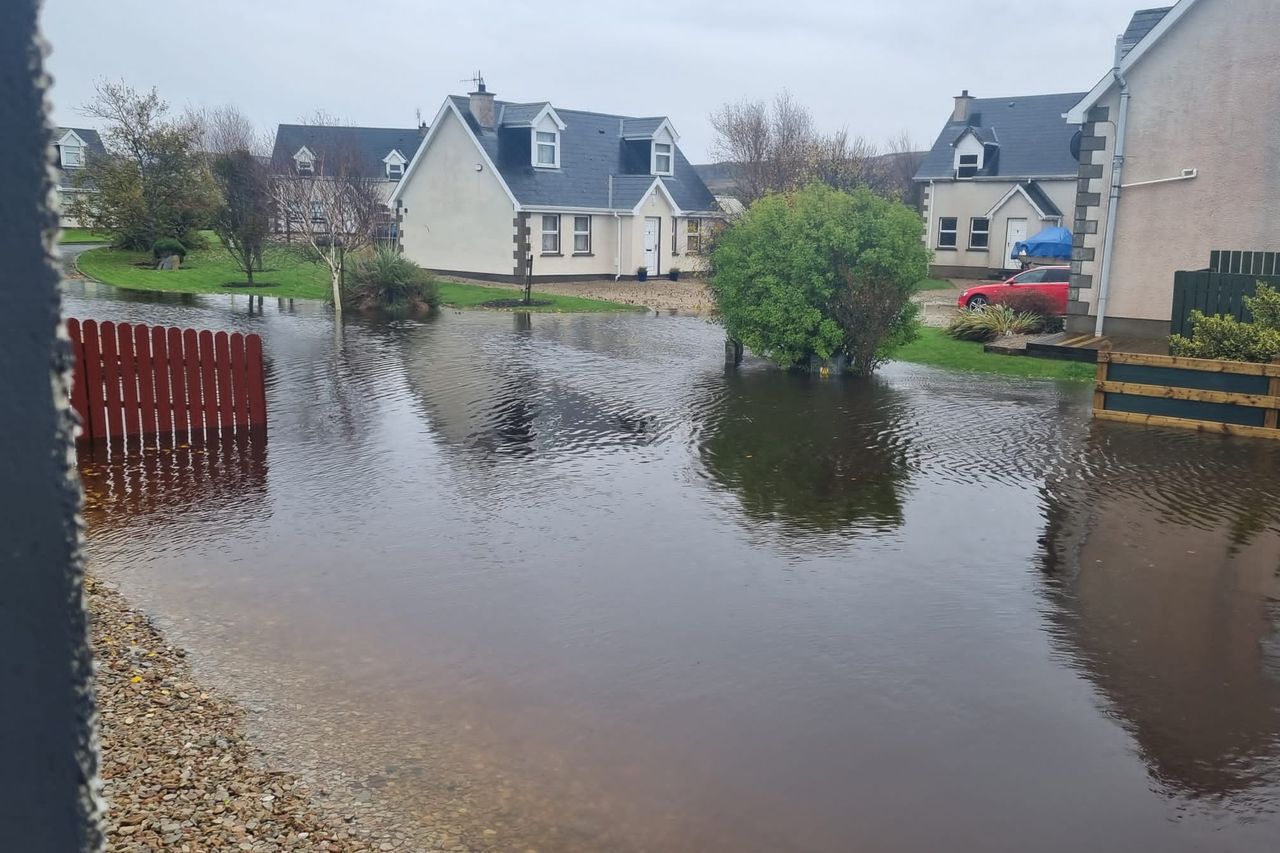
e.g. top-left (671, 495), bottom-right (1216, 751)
top-left (1012, 226), bottom-right (1072, 260)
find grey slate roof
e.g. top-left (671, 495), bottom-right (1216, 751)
top-left (1121, 7), bottom-right (1173, 58)
top-left (496, 103), bottom-right (548, 126)
top-left (445, 96), bottom-right (718, 213)
top-left (1021, 181), bottom-right (1063, 217)
top-left (53, 127), bottom-right (105, 188)
top-left (914, 92), bottom-right (1086, 181)
top-left (621, 118), bottom-right (667, 138)
top-left (270, 124), bottom-right (425, 178)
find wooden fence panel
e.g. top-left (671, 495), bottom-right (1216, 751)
top-left (1171, 271), bottom-right (1280, 337)
top-left (66, 319), bottom-right (267, 442)
top-left (1094, 351), bottom-right (1280, 439)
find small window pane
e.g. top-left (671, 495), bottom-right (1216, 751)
top-left (654, 143), bottom-right (672, 174)
top-left (686, 218), bottom-right (702, 254)
top-left (541, 214), bottom-right (559, 253)
top-left (938, 217), bottom-right (958, 248)
top-left (573, 216), bottom-right (590, 253)
top-left (969, 217), bottom-right (989, 249)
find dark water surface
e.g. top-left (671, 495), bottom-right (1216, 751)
top-left (67, 282), bottom-right (1280, 852)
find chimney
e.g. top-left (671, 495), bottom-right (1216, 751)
top-left (952, 89), bottom-right (974, 123)
top-left (469, 77), bottom-right (495, 130)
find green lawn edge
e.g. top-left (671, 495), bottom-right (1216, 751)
top-left (914, 278), bottom-right (954, 292)
top-left (59, 228), bottom-right (113, 244)
top-left (76, 246), bottom-right (644, 313)
top-left (893, 327), bottom-right (1094, 382)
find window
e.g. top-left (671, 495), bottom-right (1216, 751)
top-left (573, 216), bottom-right (591, 254)
top-left (1012, 269), bottom-right (1047, 284)
top-left (297, 158), bottom-right (314, 175)
top-left (957, 154), bottom-right (979, 179)
top-left (652, 142), bottom-right (673, 175)
top-left (968, 217), bottom-right (989, 249)
top-left (541, 214), bottom-right (560, 254)
top-left (1044, 268), bottom-right (1071, 283)
top-left (937, 217), bottom-right (958, 248)
top-left (534, 131), bottom-right (559, 168)
top-left (386, 162), bottom-right (403, 180)
top-left (60, 145), bottom-right (83, 168)
top-left (686, 218), bottom-right (702, 254)
top-left (309, 201), bottom-right (325, 223)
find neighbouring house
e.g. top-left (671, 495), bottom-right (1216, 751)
top-left (268, 123), bottom-right (427, 237)
top-left (1065, 0), bottom-right (1280, 338)
top-left (914, 91), bottom-right (1085, 278)
top-left (52, 127), bottom-right (105, 227)
top-left (391, 82), bottom-right (722, 282)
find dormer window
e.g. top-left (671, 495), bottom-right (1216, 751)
top-left (652, 142), bottom-right (673, 176)
top-left (294, 146), bottom-right (315, 175)
top-left (383, 149), bottom-right (407, 180)
top-left (534, 130), bottom-right (559, 168)
top-left (957, 154), bottom-right (979, 179)
top-left (60, 145), bottom-right (84, 168)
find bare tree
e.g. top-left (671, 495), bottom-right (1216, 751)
top-left (882, 131), bottom-right (928, 209)
top-left (268, 141), bottom-right (383, 315)
top-left (812, 129), bottom-right (883, 194)
top-left (187, 104), bottom-right (268, 157)
top-left (709, 98), bottom-right (772, 205)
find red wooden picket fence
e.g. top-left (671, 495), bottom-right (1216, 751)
top-left (67, 318), bottom-right (267, 442)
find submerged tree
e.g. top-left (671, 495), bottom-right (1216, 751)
top-left (69, 80), bottom-right (220, 249)
top-left (711, 184), bottom-right (930, 375)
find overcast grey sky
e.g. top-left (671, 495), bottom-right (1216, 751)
top-left (41, 0), bottom-right (1135, 161)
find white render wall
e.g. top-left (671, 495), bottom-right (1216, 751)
top-left (1072, 0), bottom-right (1280, 329)
top-left (398, 109), bottom-right (516, 277)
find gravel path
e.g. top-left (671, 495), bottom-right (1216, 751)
top-left (444, 276), bottom-right (716, 314)
top-left (88, 576), bottom-right (435, 852)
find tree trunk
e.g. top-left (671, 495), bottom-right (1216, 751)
top-left (330, 266), bottom-right (343, 316)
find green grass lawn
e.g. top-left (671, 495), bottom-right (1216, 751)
top-left (59, 227), bottom-right (113, 244)
top-left (914, 278), bottom-right (955, 292)
top-left (894, 327), bottom-right (1095, 382)
top-left (436, 281), bottom-right (642, 313)
top-left (77, 242), bottom-right (332, 300)
top-left (77, 241), bottom-right (643, 312)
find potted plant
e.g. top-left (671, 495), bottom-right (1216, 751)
top-left (668, 267), bottom-right (681, 282)
top-left (636, 266), bottom-right (648, 282)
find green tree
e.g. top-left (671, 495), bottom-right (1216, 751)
top-left (711, 184), bottom-right (930, 375)
top-left (210, 150), bottom-right (270, 285)
top-left (69, 81), bottom-right (220, 250)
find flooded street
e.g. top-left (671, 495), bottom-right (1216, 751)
top-left (66, 282), bottom-right (1280, 852)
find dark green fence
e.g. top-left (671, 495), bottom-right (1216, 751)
top-left (1171, 270), bottom-right (1280, 337)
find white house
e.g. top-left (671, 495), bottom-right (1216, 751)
top-left (1065, 0), bottom-right (1280, 338)
top-left (391, 82), bottom-right (722, 282)
top-left (914, 91), bottom-right (1085, 278)
top-left (51, 127), bottom-right (104, 227)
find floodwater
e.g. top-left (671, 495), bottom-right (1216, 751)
top-left (67, 281), bottom-right (1280, 852)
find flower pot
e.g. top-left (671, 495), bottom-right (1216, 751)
top-left (668, 270), bottom-right (680, 282)
top-left (637, 268), bottom-right (648, 282)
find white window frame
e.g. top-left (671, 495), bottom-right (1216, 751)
top-left (686, 217), bottom-right (702, 254)
top-left (533, 130), bottom-right (560, 168)
top-left (386, 162), bottom-right (403, 180)
top-left (297, 158), bottom-right (314, 175)
top-left (572, 215), bottom-right (591, 255)
top-left (652, 141), bottom-right (673, 176)
top-left (541, 214), bottom-right (561, 254)
top-left (956, 153), bottom-right (979, 179)
top-left (60, 145), bottom-right (84, 168)
top-left (968, 217), bottom-right (990, 249)
top-left (937, 216), bottom-right (958, 248)
top-left (309, 201), bottom-right (326, 223)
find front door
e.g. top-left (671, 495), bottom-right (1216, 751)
top-left (644, 217), bottom-right (660, 275)
top-left (1004, 218), bottom-right (1028, 271)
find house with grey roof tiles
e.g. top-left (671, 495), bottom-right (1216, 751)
top-left (390, 82), bottom-right (723, 282)
top-left (269, 123), bottom-right (427, 235)
top-left (52, 127), bottom-right (105, 227)
top-left (914, 90), bottom-right (1085, 278)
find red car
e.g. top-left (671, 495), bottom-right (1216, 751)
top-left (956, 265), bottom-right (1071, 312)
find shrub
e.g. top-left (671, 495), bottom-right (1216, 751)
top-left (946, 304), bottom-right (1045, 342)
top-left (711, 184), bottom-right (930, 375)
top-left (343, 246), bottom-right (439, 315)
top-left (1169, 310), bottom-right (1280, 362)
top-left (151, 237), bottom-right (187, 260)
top-left (993, 289), bottom-right (1064, 332)
top-left (1245, 283), bottom-right (1280, 330)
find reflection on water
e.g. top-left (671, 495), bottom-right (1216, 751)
top-left (1040, 427), bottom-right (1280, 809)
top-left (65, 280), bottom-right (1280, 852)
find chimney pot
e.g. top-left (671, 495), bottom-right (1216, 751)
top-left (953, 90), bottom-right (975, 123)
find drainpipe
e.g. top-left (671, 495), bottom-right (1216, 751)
top-left (609, 174), bottom-right (621, 280)
top-left (1094, 37), bottom-right (1130, 337)
top-left (926, 180), bottom-right (936, 250)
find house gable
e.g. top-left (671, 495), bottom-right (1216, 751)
top-left (390, 99), bottom-right (519, 208)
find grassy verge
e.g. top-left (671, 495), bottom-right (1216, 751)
top-left (914, 278), bottom-right (955, 292)
top-left (77, 242), bottom-right (643, 312)
top-left (894, 327), bottom-right (1094, 382)
top-left (59, 228), bottom-right (113, 244)
top-left (436, 281), bottom-right (643, 313)
top-left (77, 242), bottom-right (331, 300)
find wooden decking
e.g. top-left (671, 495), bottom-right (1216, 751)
top-left (1027, 332), bottom-right (1168, 362)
